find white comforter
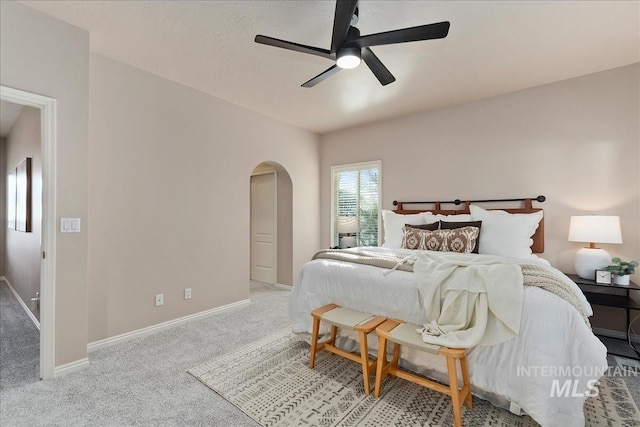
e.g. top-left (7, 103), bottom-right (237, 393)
top-left (289, 247), bottom-right (607, 427)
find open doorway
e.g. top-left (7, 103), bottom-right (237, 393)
top-left (1, 86), bottom-right (56, 379)
top-left (250, 162), bottom-right (293, 286)
top-left (1, 100), bottom-right (41, 387)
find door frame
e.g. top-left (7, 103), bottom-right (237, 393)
top-left (250, 167), bottom-right (277, 284)
top-left (1, 85), bottom-right (57, 379)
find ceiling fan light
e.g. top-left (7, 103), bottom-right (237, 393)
top-left (336, 47), bottom-right (361, 69)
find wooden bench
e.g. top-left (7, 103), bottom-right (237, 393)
top-left (374, 319), bottom-right (473, 427)
top-left (310, 304), bottom-right (386, 395)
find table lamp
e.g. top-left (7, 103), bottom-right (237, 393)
top-left (568, 215), bottom-right (622, 280)
top-left (337, 216), bottom-right (358, 248)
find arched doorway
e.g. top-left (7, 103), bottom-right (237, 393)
top-left (250, 162), bottom-right (293, 285)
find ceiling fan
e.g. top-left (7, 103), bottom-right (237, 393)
top-left (254, 0), bottom-right (450, 88)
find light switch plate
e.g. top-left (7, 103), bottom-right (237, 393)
top-left (60, 218), bottom-right (81, 233)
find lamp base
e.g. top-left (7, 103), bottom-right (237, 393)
top-left (340, 236), bottom-right (357, 249)
top-left (575, 247), bottom-right (611, 280)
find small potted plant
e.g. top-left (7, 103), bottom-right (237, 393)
top-left (605, 257), bottom-right (638, 286)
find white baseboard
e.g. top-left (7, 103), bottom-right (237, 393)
top-left (87, 299), bottom-right (251, 352)
top-left (54, 358), bottom-right (90, 377)
top-left (1, 276), bottom-right (40, 330)
top-left (274, 283), bottom-right (292, 290)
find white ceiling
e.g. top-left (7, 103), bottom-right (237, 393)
top-left (21, 0), bottom-right (640, 134)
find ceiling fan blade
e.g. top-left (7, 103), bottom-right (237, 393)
top-left (362, 48), bottom-right (395, 86)
top-left (301, 65), bottom-right (341, 88)
top-left (353, 21), bottom-right (450, 48)
top-left (255, 35), bottom-right (334, 59)
top-left (330, 0), bottom-right (359, 53)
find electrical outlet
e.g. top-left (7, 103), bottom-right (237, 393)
top-left (155, 294), bottom-right (163, 307)
top-left (184, 288), bottom-right (192, 300)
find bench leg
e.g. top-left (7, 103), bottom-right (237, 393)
top-left (446, 355), bottom-right (463, 427)
top-left (358, 331), bottom-right (372, 394)
top-left (391, 342), bottom-right (400, 370)
top-left (374, 335), bottom-right (387, 398)
top-left (330, 325), bottom-right (337, 346)
top-left (309, 316), bottom-right (321, 368)
top-left (460, 355), bottom-right (472, 409)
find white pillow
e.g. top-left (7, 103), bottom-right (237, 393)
top-left (469, 205), bottom-right (543, 258)
top-left (381, 210), bottom-right (428, 248)
top-left (423, 213), bottom-right (473, 224)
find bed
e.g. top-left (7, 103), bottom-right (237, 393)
top-left (289, 196), bottom-right (608, 427)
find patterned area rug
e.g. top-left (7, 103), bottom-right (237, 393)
top-left (189, 329), bottom-right (640, 427)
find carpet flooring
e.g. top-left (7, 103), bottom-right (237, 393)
top-left (1, 281), bottom-right (288, 426)
top-left (0, 280), bottom-right (40, 391)
top-left (1, 279), bottom-right (639, 426)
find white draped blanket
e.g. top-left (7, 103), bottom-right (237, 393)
top-left (413, 252), bottom-right (523, 348)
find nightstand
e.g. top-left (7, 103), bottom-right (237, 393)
top-left (568, 273), bottom-right (640, 359)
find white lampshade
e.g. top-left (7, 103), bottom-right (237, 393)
top-left (568, 216), bottom-right (622, 244)
top-left (568, 215), bottom-right (622, 279)
top-left (337, 216), bottom-right (358, 234)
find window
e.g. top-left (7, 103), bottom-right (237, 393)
top-left (331, 161), bottom-right (381, 248)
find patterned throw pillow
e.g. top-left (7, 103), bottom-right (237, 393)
top-left (401, 226), bottom-right (480, 253)
top-left (440, 220), bottom-right (482, 253)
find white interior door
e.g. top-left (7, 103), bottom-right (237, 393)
top-left (251, 172), bottom-right (277, 284)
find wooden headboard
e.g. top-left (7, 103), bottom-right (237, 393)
top-left (392, 196), bottom-right (546, 253)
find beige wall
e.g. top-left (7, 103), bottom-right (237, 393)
top-left (4, 106), bottom-right (42, 320)
top-left (320, 64), bottom-right (640, 331)
top-left (1, 2), bottom-right (90, 366)
top-left (88, 54), bottom-right (319, 342)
